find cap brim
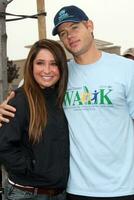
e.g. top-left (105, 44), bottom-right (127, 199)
top-left (52, 19), bottom-right (81, 36)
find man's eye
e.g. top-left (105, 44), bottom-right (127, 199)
top-left (72, 25), bottom-right (78, 30)
top-left (59, 31), bottom-right (66, 38)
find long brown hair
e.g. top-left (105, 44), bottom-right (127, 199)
top-left (22, 39), bottom-right (68, 143)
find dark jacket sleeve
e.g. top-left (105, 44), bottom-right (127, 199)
top-left (0, 88), bottom-right (33, 175)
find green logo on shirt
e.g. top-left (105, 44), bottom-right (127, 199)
top-left (64, 86), bottom-right (112, 107)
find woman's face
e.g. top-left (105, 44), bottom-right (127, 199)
top-left (33, 49), bottom-right (60, 88)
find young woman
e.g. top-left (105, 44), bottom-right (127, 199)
top-left (0, 39), bottom-right (69, 200)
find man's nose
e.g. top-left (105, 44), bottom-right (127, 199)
top-left (67, 30), bottom-right (73, 38)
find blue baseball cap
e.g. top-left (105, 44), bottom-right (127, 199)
top-left (52, 5), bottom-right (89, 36)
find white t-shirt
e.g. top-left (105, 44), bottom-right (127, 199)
top-left (64, 52), bottom-right (134, 197)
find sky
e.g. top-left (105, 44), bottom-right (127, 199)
top-left (5, 0), bottom-right (134, 60)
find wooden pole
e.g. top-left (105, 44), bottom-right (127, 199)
top-left (36, 0), bottom-right (46, 39)
top-left (0, 0), bottom-right (10, 101)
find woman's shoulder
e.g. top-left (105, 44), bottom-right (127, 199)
top-left (14, 87), bottom-right (25, 97)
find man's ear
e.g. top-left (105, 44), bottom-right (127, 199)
top-left (86, 20), bottom-right (94, 32)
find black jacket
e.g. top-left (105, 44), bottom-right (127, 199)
top-left (0, 87), bottom-right (69, 189)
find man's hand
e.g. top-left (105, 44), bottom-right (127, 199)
top-left (0, 91), bottom-right (16, 127)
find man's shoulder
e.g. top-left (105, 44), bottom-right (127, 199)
top-left (103, 52), bottom-right (134, 66)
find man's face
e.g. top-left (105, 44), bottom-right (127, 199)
top-left (57, 21), bottom-right (94, 57)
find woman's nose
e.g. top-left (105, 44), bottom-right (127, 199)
top-left (43, 65), bottom-right (50, 73)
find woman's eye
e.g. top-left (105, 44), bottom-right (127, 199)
top-left (51, 62), bottom-right (58, 67)
top-left (36, 61), bottom-right (44, 65)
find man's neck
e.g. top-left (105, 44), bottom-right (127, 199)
top-left (74, 45), bottom-right (102, 65)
